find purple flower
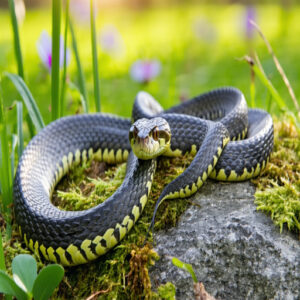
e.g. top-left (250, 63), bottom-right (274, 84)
top-left (245, 5), bottom-right (256, 39)
top-left (130, 60), bottom-right (161, 83)
top-left (99, 25), bottom-right (125, 56)
top-left (70, 0), bottom-right (91, 24)
top-left (37, 31), bottom-right (71, 72)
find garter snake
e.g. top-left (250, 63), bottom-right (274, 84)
top-left (14, 87), bottom-right (274, 266)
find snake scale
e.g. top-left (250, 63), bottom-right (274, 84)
top-left (14, 87), bottom-right (274, 266)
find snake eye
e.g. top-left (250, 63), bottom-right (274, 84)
top-left (133, 126), bottom-right (138, 138)
top-left (158, 130), bottom-right (171, 143)
top-left (152, 127), bottom-right (159, 141)
top-left (129, 126), bottom-right (138, 141)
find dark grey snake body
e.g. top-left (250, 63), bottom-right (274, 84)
top-left (14, 87), bottom-right (274, 266)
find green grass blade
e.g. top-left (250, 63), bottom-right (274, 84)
top-left (10, 134), bottom-right (18, 183)
top-left (51, 0), bottom-right (62, 120)
top-left (8, 0), bottom-right (24, 79)
top-left (59, 0), bottom-right (70, 117)
top-left (0, 147), bottom-right (1, 196)
top-left (69, 21), bottom-right (88, 112)
top-left (90, 0), bottom-right (101, 112)
top-left (25, 113), bottom-right (35, 138)
top-left (4, 72), bottom-right (45, 132)
top-left (252, 64), bottom-right (286, 110)
top-left (16, 101), bottom-right (23, 158)
top-left (250, 69), bottom-right (256, 108)
top-left (266, 94), bottom-right (272, 114)
top-left (0, 230), bottom-right (5, 271)
top-left (0, 89), bottom-right (13, 238)
top-left (244, 56), bottom-right (286, 111)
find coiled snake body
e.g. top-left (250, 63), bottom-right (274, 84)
top-left (14, 87), bottom-right (274, 266)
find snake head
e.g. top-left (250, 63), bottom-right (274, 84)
top-left (129, 117), bottom-right (171, 160)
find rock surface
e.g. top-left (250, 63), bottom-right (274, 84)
top-left (150, 180), bottom-right (300, 300)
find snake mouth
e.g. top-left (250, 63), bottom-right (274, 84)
top-left (131, 137), bottom-right (169, 159)
top-left (129, 117), bottom-right (171, 160)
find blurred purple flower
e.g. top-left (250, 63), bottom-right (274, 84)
top-left (193, 18), bottom-right (217, 43)
top-left (70, 0), bottom-right (90, 24)
top-left (245, 5), bottom-right (256, 39)
top-left (37, 31), bottom-right (71, 72)
top-left (130, 60), bottom-right (161, 83)
top-left (99, 25), bottom-right (125, 56)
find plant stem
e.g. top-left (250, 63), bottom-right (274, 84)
top-left (8, 0), bottom-right (24, 79)
top-left (0, 88), bottom-right (13, 239)
top-left (244, 55), bottom-right (286, 111)
top-left (253, 64), bottom-right (285, 110)
top-left (16, 101), bottom-right (23, 159)
top-left (69, 21), bottom-right (89, 111)
top-left (250, 20), bottom-right (300, 113)
top-left (59, 0), bottom-right (70, 117)
top-left (90, 0), bottom-right (101, 112)
top-left (250, 68), bottom-right (256, 108)
top-left (52, 0), bottom-right (61, 120)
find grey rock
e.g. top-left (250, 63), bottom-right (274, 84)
top-left (150, 180), bottom-right (300, 300)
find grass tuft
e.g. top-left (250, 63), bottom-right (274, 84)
top-left (253, 117), bottom-right (300, 236)
top-left (250, 20), bottom-right (300, 114)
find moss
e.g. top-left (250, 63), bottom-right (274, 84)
top-left (52, 160), bottom-right (127, 211)
top-left (51, 153), bottom-right (194, 299)
top-left (253, 115), bottom-right (300, 237)
top-left (157, 282), bottom-right (176, 299)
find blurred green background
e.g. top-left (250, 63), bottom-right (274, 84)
top-left (1, 0), bottom-right (299, 126)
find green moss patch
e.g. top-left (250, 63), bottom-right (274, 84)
top-left (51, 154), bottom-right (193, 298)
top-left (52, 160), bottom-right (127, 211)
top-left (253, 116), bottom-right (300, 236)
